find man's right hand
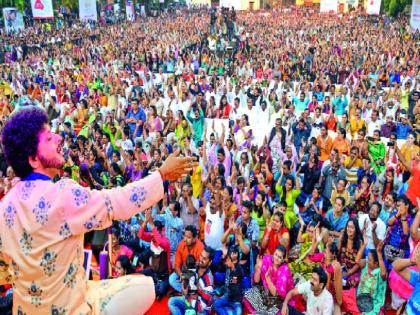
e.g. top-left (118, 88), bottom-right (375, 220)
top-left (158, 150), bottom-right (197, 181)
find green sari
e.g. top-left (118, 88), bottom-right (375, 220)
top-left (368, 141), bottom-right (385, 174)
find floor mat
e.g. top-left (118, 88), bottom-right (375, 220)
top-left (145, 295), bottom-right (170, 315)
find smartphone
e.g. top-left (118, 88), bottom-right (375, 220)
top-left (132, 255), bottom-right (139, 267)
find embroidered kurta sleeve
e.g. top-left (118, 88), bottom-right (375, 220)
top-left (0, 252), bottom-right (11, 285)
top-left (60, 172), bottom-right (164, 236)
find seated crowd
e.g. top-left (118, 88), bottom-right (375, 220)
top-left (0, 6), bottom-right (419, 315)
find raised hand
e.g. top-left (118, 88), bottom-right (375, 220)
top-left (228, 216), bottom-right (236, 231)
top-left (256, 255), bottom-right (263, 269)
top-left (158, 150), bottom-right (197, 181)
top-left (376, 240), bottom-right (384, 253)
top-left (363, 228), bottom-right (369, 247)
top-left (298, 215), bottom-right (305, 228)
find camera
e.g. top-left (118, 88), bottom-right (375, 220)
top-left (387, 141), bottom-right (395, 147)
top-left (181, 255), bottom-right (198, 294)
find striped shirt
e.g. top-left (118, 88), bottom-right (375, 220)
top-left (197, 267), bottom-right (214, 312)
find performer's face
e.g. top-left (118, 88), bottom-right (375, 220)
top-left (35, 124), bottom-right (65, 171)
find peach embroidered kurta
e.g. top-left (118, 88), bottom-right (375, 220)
top-left (0, 171), bottom-right (164, 314)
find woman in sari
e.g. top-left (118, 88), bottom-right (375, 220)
top-left (289, 220), bottom-right (324, 282)
top-left (332, 128), bottom-right (351, 156)
top-left (351, 128), bottom-right (369, 159)
top-left (245, 245), bottom-right (294, 315)
top-left (367, 130), bottom-right (386, 174)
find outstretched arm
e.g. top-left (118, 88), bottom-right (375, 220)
top-left (63, 153), bottom-right (196, 236)
top-left (393, 258), bottom-right (416, 282)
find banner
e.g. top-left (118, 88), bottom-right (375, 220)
top-left (31, 0), bottom-right (54, 19)
top-left (411, 0), bottom-right (420, 31)
top-left (220, 0), bottom-right (241, 10)
top-left (366, 0), bottom-right (381, 15)
top-left (347, 0), bottom-right (358, 7)
top-left (126, 1), bottom-right (135, 21)
top-left (79, 0), bottom-right (98, 21)
top-left (320, 0), bottom-right (338, 12)
top-left (3, 8), bottom-right (25, 33)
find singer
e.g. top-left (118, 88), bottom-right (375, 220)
top-left (0, 107), bottom-right (195, 314)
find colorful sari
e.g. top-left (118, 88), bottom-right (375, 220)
top-left (342, 264), bottom-right (387, 315)
top-left (368, 141), bottom-right (386, 174)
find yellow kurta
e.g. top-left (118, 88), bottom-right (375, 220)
top-left (0, 172), bottom-right (163, 314)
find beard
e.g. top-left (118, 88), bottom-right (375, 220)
top-left (38, 152), bottom-right (65, 170)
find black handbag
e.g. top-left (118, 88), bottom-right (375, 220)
top-left (356, 293), bottom-right (373, 313)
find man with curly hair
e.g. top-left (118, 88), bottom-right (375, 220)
top-left (0, 107), bottom-right (195, 315)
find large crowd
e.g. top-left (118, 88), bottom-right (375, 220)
top-left (0, 5), bottom-right (419, 315)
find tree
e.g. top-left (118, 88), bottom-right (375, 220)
top-left (388, 0), bottom-right (399, 16)
top-left (0, 0), bottom-right (25, 11)
top-left (55, 0), bottom-right (79, 11)
top-left (383, 0), bottom-right (391, 13)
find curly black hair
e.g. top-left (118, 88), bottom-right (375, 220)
top-left (2, 107), bottom-right (48, 178)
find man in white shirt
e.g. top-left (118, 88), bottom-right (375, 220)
top-left (241, 98), bottom-right (259, 127)
top-left (358, 202), bottom-right (386, 254)
top-left (281, 266), bottom-right (333, 315)
top-left (366, 109), bottom-right (382, 137)
top-left (257, 100), bottom-right (270, 127)
top-left (204, 192), bottom-right (224, 252)
top-left (229, 97), bottom-right (242, 122)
